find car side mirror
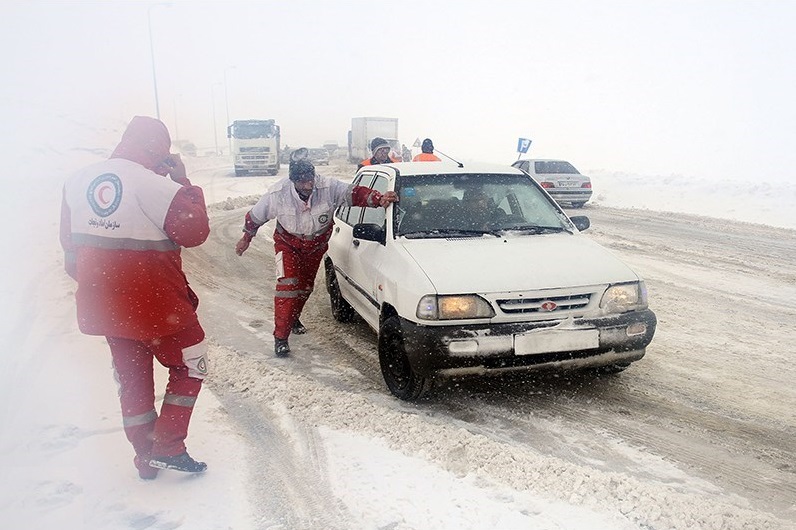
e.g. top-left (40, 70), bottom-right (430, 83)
top-left (570, 215), bottom-right (590, 231)
top-left (353, 223), bottom-right (386, 244)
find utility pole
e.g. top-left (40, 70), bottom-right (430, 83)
top-left (147, 3), bottom-right (171, 119)
top-left (211, 83), bottom-right (223, 155)
top-left (223, 65), bottom-right (236, 156)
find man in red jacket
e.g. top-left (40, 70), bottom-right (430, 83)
top-left (60, 116), bottom-right (211, 479)
top-left (235, 148), bottom-right (398, 357)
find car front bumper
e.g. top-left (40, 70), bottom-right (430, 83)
top-left (397, 309), bottom-right (656, 378)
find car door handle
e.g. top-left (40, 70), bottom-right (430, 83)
top-left (352, 239), bottom-right (360, 248)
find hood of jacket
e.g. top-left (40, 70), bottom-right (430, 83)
top-left (110, 116), bottom-right (171, 174)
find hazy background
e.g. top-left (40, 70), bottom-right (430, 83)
top-left (2, 0), bottom-right (795, 180)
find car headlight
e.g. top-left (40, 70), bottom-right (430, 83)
top-left (599, 282), bottom-right (648, 314)
top-left (416, 294), bottom-right (495, 320)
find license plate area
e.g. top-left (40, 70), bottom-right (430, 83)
top-left (514, 328), bottom-right (599, 355)
top-left (557, 180), bottom-right (580, 187)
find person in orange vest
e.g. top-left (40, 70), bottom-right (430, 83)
top-left (413, 138), bottom-right (442, 162)
top-left (358, 137), bottom-right (400, 169)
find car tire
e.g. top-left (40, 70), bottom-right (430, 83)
top-left (571, 202), bottom-right (586, 208)
top-left (378, 316), bottom-right (431, 401)
top-left (325, 261), bottom-right (355, 323)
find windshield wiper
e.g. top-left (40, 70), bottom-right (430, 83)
top-left (503, 224), bottom-right (572, 235)
top-left (400, 228), bottom-right (503, 239)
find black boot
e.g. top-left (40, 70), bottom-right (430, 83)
top-left (148, 452), bottom-right (207, 473)
top-left (274, 338), bottom-right (290, 357)
top-left (292, 319), bottom-right (307, 334)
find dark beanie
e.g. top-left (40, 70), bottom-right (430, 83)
top-left (421, 138), bottom-right (434, 153)
top-left (289, 159), bottom-right (315, 181)
top-left (370, 137), bottom-right (390, 152)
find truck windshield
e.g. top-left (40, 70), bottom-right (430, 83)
top-left (232, 122), bottom-right (278, 139)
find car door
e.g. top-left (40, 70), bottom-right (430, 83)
top-left (343, 172), bottom-right (392, 330)
top-left (328, 172), bottom-right (373, 309)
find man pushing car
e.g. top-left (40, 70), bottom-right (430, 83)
top-left (235, 148), bottom-right (398, 357)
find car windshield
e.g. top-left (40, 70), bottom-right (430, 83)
top-left (534, 161), bottom-right (580, 174)
top-left (395, 173), bottom-right (569, 238)
top-left (309, 149), bottom-right (328, 157)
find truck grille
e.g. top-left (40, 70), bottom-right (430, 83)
top-left (497, 293), bottom-right (591, 314)
top-left (240, 146), bottom-right (269, 153)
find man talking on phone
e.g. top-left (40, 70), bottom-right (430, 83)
top-left (60, 116), bottom-right (211, 480)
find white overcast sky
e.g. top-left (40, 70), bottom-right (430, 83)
top-left (3, 0), bottom-right (795, 180)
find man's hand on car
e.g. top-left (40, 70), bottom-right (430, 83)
top-left (380, 191), bottom-right (399, 208)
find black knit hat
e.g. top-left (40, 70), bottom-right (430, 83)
top-left (289, 158), bottom-right (315, 181)
top-left (421, 138), bottom-right (434, 153)
top-left (370, 137), bottom-right (390, 152)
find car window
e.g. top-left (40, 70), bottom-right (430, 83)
top-left (534, 161), bottom-right (580, 174)
top-left (361, 175), bottom-right (389, 225)
top-left (395, 173), bottom-right (564, 237)
top-left (345, 173), bottom-right (375, 226)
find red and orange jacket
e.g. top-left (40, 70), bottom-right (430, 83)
top-left (241, 174), bottom-right (386, 245)
top-left (357, 154), bottom-right (400, 170)
top-left (60, 117), bottom-right (210, 340)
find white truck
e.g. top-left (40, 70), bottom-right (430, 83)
top-left (347, 117), bottom-right (400, 163)
top-left (227, 119), bottom-right (281, 176)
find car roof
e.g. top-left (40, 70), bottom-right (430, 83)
top-left (367, 162), bottom-right (527, 178)
top-left (515, 158), bottom-right (572, 163)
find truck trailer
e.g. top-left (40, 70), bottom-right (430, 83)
top-left (227, 119), bottom-right (281, 176)
top-left (347, 117), bottom-right (400, 163)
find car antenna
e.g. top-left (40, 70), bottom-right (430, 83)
top-left (434, 148), bottom-right (464, 168)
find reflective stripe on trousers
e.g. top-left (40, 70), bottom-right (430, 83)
top-left (272, 228), bottom-right (329, 339)
top-left (108, 322), bottom-right (206, 458)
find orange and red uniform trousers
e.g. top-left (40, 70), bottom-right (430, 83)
top-left (272, 223), bottom-right (333, 340)
top-left (107, 323), bottom-right (206, 461)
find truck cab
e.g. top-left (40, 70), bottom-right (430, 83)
top-left (227, 119), bottom-right (281, 176)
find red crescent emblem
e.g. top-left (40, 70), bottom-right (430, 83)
top-left (97, 184), bottom-right (112, 206)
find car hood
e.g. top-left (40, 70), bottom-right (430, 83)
top-left (400, 233), bottom-right (639, 293)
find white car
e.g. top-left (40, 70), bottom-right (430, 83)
top-left (512, 159), bottom-right (592, 208)
top-left (325, 162), bottom-right (656, 400)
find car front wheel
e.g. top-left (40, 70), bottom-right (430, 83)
top-left (378, 316), bottom-right (431, 401)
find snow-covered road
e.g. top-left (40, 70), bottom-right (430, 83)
top-left (182, 158), bottom-right (796, 529)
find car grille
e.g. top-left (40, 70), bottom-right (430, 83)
top-left (497, 293), bottom-right (591, 314)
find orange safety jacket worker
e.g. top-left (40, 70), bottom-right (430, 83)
top-left (358, 154), bottom-right (400, 170)
top-left (413, 152), bottom-right (441, 162)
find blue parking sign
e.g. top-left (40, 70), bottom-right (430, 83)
top-left (517, 138), bottom-right (532, 153)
